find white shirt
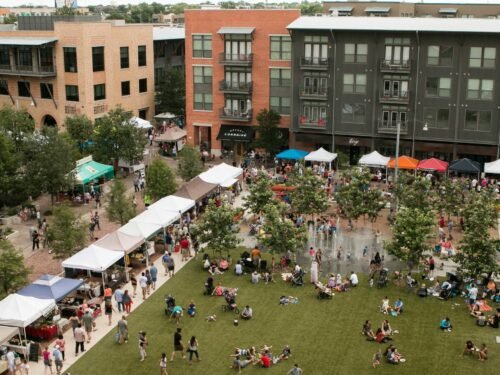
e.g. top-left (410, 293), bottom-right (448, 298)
top-left (350, 273), bottom-right (359, 285)
top-left (382, 299), bottom-right (389, 308)
top-left (235, 264), bottom-right (243, 274)
top-left (469, 287), bottom-right (478, 299)
top-left (6, 351), bottom-right (15, 365)
top-left (139, 275), bottom-right (148, 288)
top-left (471, 179), bottom-right (478, 187)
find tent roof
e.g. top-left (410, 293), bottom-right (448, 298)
top-left (0, 294), bottom-right (56, 328)
top-left (119, 221), bottom-right (161, 239)
top-left (155, 127), bottom-right (187, 142)
top-left (173, 177), bottom-right (217, 201)
top-left (130, 208), bottom-right (180, 228)
top-left (154, 112), bottom-right (177, 120)
top-left (358, 151), bottom-right (390, 167)
top-left (0, 325), bottom-right (19, 343)
top-left (149, 195), bottom-right (195, 214)
top-left (17, 275), bottom-right (83, 302)
top-left (74, 160), bottom-right (114, 184)
top-left (199, 163), bottom-right (243, 185)
top-left (276, 149), bottom-right (309, 160)
top-left (62, 245), bottom-right (123, 272)
top-left (417, 158), bottom-right (449, 173)
top-left (387, 156), bottom-right (419, 170)
top-left (484, 159), bottom-right (500, 174)
top-left (449, 158), bottom-right (481, 173)
top-left (129, 116), bottom-right (153, 129)
top-left (94, 231), bottom-right (144, 254)
top-left (304, 147), bottom-right (337, 163)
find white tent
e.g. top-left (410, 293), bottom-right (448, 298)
top-left (0, 294), bottom-right (56, 327)
top-left (199, 162), bottom-right (242, 186)
top-left (358, 151), bottom-right (391, 168)
top-left (61, 244), bottom-right (123, 272)
top-left (129, 116), bottom-right (153, 129)
top-left (94, 230), bottom-right (144, 254)
top-left (305, 147), bottom-right (338, 163)
top-left (149, 195), bottom-right (195, 214)
top-left (484, 159), bottom-right (500, 174)
top-left (119, 221), bottom-right (161, 239)
top-left (131, 208), bottom-right (180, 228)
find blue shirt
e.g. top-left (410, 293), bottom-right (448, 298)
top-left (53, 349), bottom-right (63, 361)
top-left (150, 265), bottom-right (158, 279)
top-left (114, 289), bottom-right (124, 303)
top-left (440, 319), bottom-right (449, 328)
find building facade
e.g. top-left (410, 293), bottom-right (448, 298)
top-left (153, 27), bottom-right (185, 94)
top-left (0, 19), bottom-right (155, 128)
top-left (184, 9), bottom-right (300, 156)
top-left (288, 16), bottom-right (500, 164)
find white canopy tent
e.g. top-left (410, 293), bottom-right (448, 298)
top-left (358, 151), bottom-right (391, 168)
top-left (199, 162), bottom-right (243, 186)
top-left (129, 116), bottom-right (153, 129)
top-left (61, 244), bottom-right (123, 272)
top-left (484, 159), bottom-right (500, 174)
top-left (130, 208), bottom-right (180, 229)
top-left (119, 221), bottom-right (161, 239)
top-left (94, 230), bottom-right (144, 254)
top-left (0, 294), bottom-right (56, 328)
top-left (149, 195), bottom-right (195, 215)
top-left (304, 147), bottom-right (338, 170)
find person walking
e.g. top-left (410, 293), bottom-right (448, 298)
top-left (52, 346), bottom-right (63, 375)
top-left (74, 324), bottom-right (86, 356)
top-left (159, 353), bottom-right (168, 375)
top-left (170, 328), bottom-right (185, 361)
top-left (138, 331), bottom-right (148, 362)
top-left (42, 346), bottom-right (53, 375)
top-left (6, 348), bottom-right (17, 375)
top-left (150, 264), bottom-right (158, 291)
top-left (162, 252), bottom-right (170, 276)
top-left (114, 286), bottom-right (124, 313)
top-left (134, 176), bottom-right (140, 193)
top-left (287, 364), bottom-right (303, 375)
top-left (145, 269), bottom-right (152, 295)
top-left (166, 253), bottom-right (175, 277)
top-left (93, 211), bottom-right (100, 230)
top-left (122, 290), bottom-right (133, 314)
top-left (104, 299), bottom-right (117, 326)
top-left (81, 310), bottom-right (94, 343)
top-left (187, 336), bottom-right (200, 364)
top-left (32, 230), bottom-right (40, 251)
top-left (130, 273), bottom-right (138, 297)
top-left (54, 334), bottom-right (65, 361)
top-left (117, 315), bottom-right (128, 344)
top-left (139, 272), bottom-right (148, 300)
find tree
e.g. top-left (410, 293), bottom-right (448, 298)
top-left (0, 133), bottom-right (27, 207)
top-left (177, 145), bottom-right (203, 181)
top-left (0, 240), bottom-right (30, 298)
top-left (193, 200), bottom-right (241, 257)
top-left (48, 205), bottom-right (87, 259)
top-left (253, 109), bottom-right (285, 160)
top-left (55, 6), bottom-right (76, 15)
top-left (65, 114), bottom-right (94, 149)
top-left (384, 207), bottom-right (434, 270)
top-left (156, 68), bottom-right (185, 116)
top-left (289, 168), bottom-right (329, 217)
top-left (146, 158), bottom-right (177, 201)
top-left (243, 172), bottom-right (275, 215)
top-left (0, 106), bottom-right (35, 149)
top-left (300, 1), bottom-right (323, 16)
top-left (260, 203), bottom-right (307, 254)
top-left (2, 14), bottom-right (17, 24)
top-left (106, 180), bottom-right (136, 225)
top-left (434, 179), bottom-right (466, 219)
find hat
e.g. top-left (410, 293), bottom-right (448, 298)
top-left (55, 345), bottom-right (60, 349)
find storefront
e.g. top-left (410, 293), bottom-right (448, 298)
top-left (217, 125), bottom-right (254, 157)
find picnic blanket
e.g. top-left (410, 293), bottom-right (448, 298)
top-left (477, 299), bottom-right (493, 312)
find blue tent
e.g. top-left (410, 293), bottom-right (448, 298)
top-left (17, 274), bottom-right (84, 302)
top-left (276, 149), bottom-right (309, 160)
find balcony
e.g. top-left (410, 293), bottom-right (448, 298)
top-left (219, 80), bottom-right (253, 94)
top-left (0, 64), bottom-right (56, 77)
top-left (219, 107), bottom-right (253, 122)
top-left (218, 52), bottom-right (253, 66)
top-left (299, 86), bottom-right (328, 100)
top-left (300, 57), bottom-right (329, 70)
top-left (379, 91), bottom-right (409, 104)
top-left (379, 59), bottom-right (411, 73)
top-left (378, 121), bottom-right (408, 134)
top-left (298, 115), bottom-right (328, 129)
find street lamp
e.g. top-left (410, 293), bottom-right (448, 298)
top-left (394, 122), bottom-right (401, 184)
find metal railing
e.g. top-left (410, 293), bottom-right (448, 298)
top-left (380, 59), bottom-right (411, 72)
top-left (300, 86), bottom-right (328, 98)
top-left (219, 52), bottom-right (253, 65)
top-left (379, 90), bottom-right (409, 104)
top-left (300, 57), bottom-right (329, 68)
top-left (298, 115), bottom-right (328, 128)
top-left (218, 80), bottom-right (253, 93)
top-left (219, 107), bottom-right (253, 121)
top-left (378, 121), bottom-right (408, 134)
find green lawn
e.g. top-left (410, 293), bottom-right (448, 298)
top-left (68, 251), bottom-right (499, 375)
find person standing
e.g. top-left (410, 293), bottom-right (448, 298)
top-left (117, 315), bottom-right (128, 344)
top-left (150, 264), bottom-right (158, 291)
top-left (162, 252), bottom-right (170, 276)
top-left (6, 348), bottom-right (16, 375)
top-left (166, 253), bottom-right (175, 277)
top-left (159, 353), bottom-right (168, 375)
top-left (287, 364), bottom-right (303, 375)
top-left (81, 310), bottom-right (94, 343)
top-left (69, 312), bottom-right (79, 336)
top-left (104, 299), bottom-right (116, 326)
top-left (164, 231), bottom-right (173, 253)
top-left (170, 328), bottom-right (185, 361)
top-left (139, 272), bottom-right (148, 300)
top-left (187, 336), bottom-right (200, 364)
top-left (114, 286), bottom-right (124, 312)
top-left (145, 269), bottom-right (152, 295)
top-left (130, 273), bottom-right (138, 297)
top-left (54, 335), bottom-right (65, 361)
top-left (52, 346), bottom-right (63, 375)
top-left (42, 346), bottom-right (53, 375)
top-left (32, 230), bottom-right (40, 251)
top-left (93, 212), bottom-right (100, 230)
top-left (122, 290), bottom-right (133, 314)
top-left (138, 331), bottom-right (148, 362)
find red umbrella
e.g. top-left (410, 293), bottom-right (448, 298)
top-left (417, 158), bottom-right (449, 173)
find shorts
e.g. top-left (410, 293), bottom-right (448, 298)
top-left (44, 359), bottom-right (51, 366)
top-left (469, 298), bottom-right (476, 305)
top-left (174, 344), bottom-right (183, 351)
top-left (55, 360), bottom-right (63, 367)
top-left (152, 277), bottom-right (157, 282)
top-left (168, 266), bottom-right (174, 271)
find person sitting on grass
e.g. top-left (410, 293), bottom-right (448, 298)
top-left (251, 271), bottom-right (262, 284)
top-left (209, 262), bottom-right (223, 276)
top-left (487, 308), bottom-right (499, 328)
top-left (219, 258), bottom-right (230, 272)
top-left (241, 305), bottom-right (253, 320)
top-left (440, 317), bottom-right (452, 331)
top-left (381, 319), bottom-right (393, 336)
top-left (385, 345), bottom-right (405, 364)
top-left (235, 261), bottom-right (243, 276)
top-left (375, 328), bottom-right (393, 343)
top-left (372, 349), bottom-right (382, 368)
top-left (254, 353), bottom-right (271, 368)
top-left (327, 274), bottom-right (336, 288)
top-left (362, 320), bottom-right (375, 339)
top-left (170, 306), bottom-right (183, 324)
top-left (232, 347), bottom-right (256, 360)
top-left (187, 301), bottom-right (196, 317)
top-left (263, 272), bottom-right (274, 284)
top-left (380, 297), bottom-right (391, 314)
top-left (476, 312), bottom-right (487, 327)
top-left (462, 340), bottom-right (478, 357)
top-left (279, 296), bottom-right (298, 306)
top-left (273, 345), bottom-right (291, 364)
top-left (478, 343), bottom-right (488, 361)
top-left (394, 298), bottom-right (404, 314)
top-left (231, 355), bottom-right (252, 373)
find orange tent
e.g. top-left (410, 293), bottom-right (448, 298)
top-left (387, 156), bottom-right (419, 170)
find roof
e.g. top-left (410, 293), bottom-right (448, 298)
top-left (276, 149), bottom-right (309, 160)
top-left (217, 27), bottom-right (255, 35)
top-left (153, 26), bottom-right (185, 41)
top-left (417, 158), bottom-right (449, 173)
top-left (365, 7), bottom-right (391, 12)
top-left (287, 16), bottom-right (500, 34)
top-left (387, 156), bottom-right (419, 170)
top-left (17, 275), bottom-right (84, 302)
top-left (329, 7), bottom-right (354, 12)
top-left (449, 158), bottom-right (481, 173)
top-left (358, 151), bottom-right (390, 167)
top-left (0, 294), bottom-right (56, 328)
top-left (62, 244), bottom-right (124, 272)
top-left (304, 147), bottom-right (337, 163)
top-left (174, 177), bottom-right (217, 201)
top-left (74, 159), bottom-right (114, 185)
top-left (0, 37), bottom-right (57, 46)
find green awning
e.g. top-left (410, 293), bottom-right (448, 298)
top-left (74, 160), bottom-right (114, 185)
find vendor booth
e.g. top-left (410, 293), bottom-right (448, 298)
top-left (417, 158), bottom-right (449, 173)
top-left (304, 147), bottom-right (337, 170)
top-left (73, 156), bottom-right (114, 186)
top-left (149, 195), bottom-right (195, 215)
top-left (387, 156), bottom-right (419, 170)
top-left (448, 158), bottom-right (481, 178)
top-left (17, 274), bottom-right (83, 303)
top-left (155, 126), bottom-right (187, 156)
top-left (199, 162), bottom-right (243, 186)
top-left (95, 231), bottom-right (144, 255)
top-left (484, 159), bottom-right (500, 175)
top-left (358, 151), bottom-right (390, 168)
top-left (131, 208), bottom-right (180, 229)
top-left (129, 116), bottom-right (153, 129)
top-left (0, 325), bottom-right (23, 370)
top-left (119, 221), bottom-right (162, 239)
top-left (173, 177), bottom-right (218, 202)
top-left (276, 149), bottom-right (308, 161)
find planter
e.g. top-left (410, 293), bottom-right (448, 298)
top-left (0, 215), bottom-right (21, 226)
top-left (6, 230), bottom-right (18, 240)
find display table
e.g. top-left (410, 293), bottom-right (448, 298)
top-left (25, 325), bottom-right (57, 341)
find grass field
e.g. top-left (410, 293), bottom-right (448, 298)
top-left (68, 251), bottom-right (499, 375)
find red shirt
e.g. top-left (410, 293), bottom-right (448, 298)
top-left (180, 239), bottom-right (189, 249)
top-left (260, 355), bottom-right (271, 367)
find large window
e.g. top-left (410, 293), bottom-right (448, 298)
top-left (342, 104), bottom-right (366, 123)
top-left (92, 46), bottom-right (104, 72)
top-left (0, 48), bottom-right (9, 67)
top-left (303, 73), bottom-right (328, 95)
top-left (39, 46), bottom-right (53, 70)
top-left (382, 110), bottom-right (407, 126)
top-left (139, 78), bottom-right (147, 93)
top-left (301, 102), bottom-right (327, 127)
top-left (304, 35), bottom-right (328, 65)
top-left (193, 66), bottom-right (212, 84)
top-left (343, 73), bottom-right (366, 94)
top-left (16, 47), bottom-right (32, 69)
top-left (121, 81), bottom-right (130, 96)
top-left (63, 47), bottom-right (77, 73)
top-left (465, 110), bottom-right (491, 131)
top-left (17, 81), bottom-right (30, 97)
top-left (383, 80), bottom-right (409, 98)
top-left (120, 47), bottom-right (129, 69)
top-left (224, 34), bottom-right (251, 59)
top-left (270, 68), bottom-right (291, 87)
top-left (270, 96), bottom-right (290, 115)
top-left (384, 38), bottom-right (410, 64)
top-left (138, 45), bottom-right (147, 67)
top-left (427, 45), bottom-right (453, 66)
top-left (40, 83), bottom-right (53, 99)
top-left (94, 83), bottom-right (106, 101)
top-left (425, 77), bottom-right (451, 97)
top-left (194, 93), bottom-right (212, 110)
top-left (423, 107), bottom-right (449, 129)
top-left (270, 36), bottom-right (291, 60)
top-left (344, 43), bottom-right (368, 63)
top-left (0, 80), bottom-right (8, 95)
top-left (469, 47), bottom-right (496, 68)
top-left (192, 35), bottom-right (212, 58)
top-left (224, 67), bottom-right (251, 88)
top-left (467, 79), bottom-right (493, 100)
top-left (65, 85), bottom-right (79, 101)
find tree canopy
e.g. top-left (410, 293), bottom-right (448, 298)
top-left (48, 205), bottom-right (87, 259)
top-left (0, 240), bottom-right (30, 298)
top-left (65, 114), bottom-right (94, 149)
top-left (289, 168), bottom-right (328, 217)
top-left (177, 145), bottom-right (204, 181)
top-left (106, 180), bottom-right (136, 225)
top-left (146, 158), bottom-right (178, 201)
top-left (253, 109), bottom-right (285, 158)
top-left (243, 172), bottom-right (275, 215)
top-left (155, 68), bottom-right (185, 117)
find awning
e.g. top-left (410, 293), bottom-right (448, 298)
top-left (387, 156), bottom-right (419, 170)
top-left (305, 147), bottom-right (337, 163)
top-left (439, 8), bottom-right (457, 14)
top-left (155, 127), bottom-right (187, 142)
top-left (17, 275), bottom-right (84, 303)
top-left (449, 158), bottom-right (481, 174)
top-left (119, 221), bottom-right (162, 239)
top-left (0, 325), bottom-right (19, 343)
top-left (131, 208), bottom-right (180, 228)
top-left (276, 149), bottom-right (309, 160)
top-left (73, 156), bottom-right (114, 185)
top-left (220, 178), bottom-right (238, 188)
top-left (0, 37), bottom-right (58, 46)
top-left (330, 7), bottom-right (353, 12)
top-left (365, 7), bottom-right (390, 13)
top-left (417, 158), bottom-right (449, 173)
top-left (358, 151), bottom-right (390, 168)
top-left (217, 125), bottom-right (254, 142)
top-left (0, 294), bottom-right (56, 328)
top-left (154, 112), bottom-right (177, 120)
top-left (199, 163), bottom-right (243, 185)
top-left (174, 177), bottom-right (218, 201)
top-left (149, 195), bottom-right (195, 214)
top-left (62, 245), bottom-right (123, 272)
top-left (94, 230), bottom-right (144, 254)
top-left (217, 27), bottom-right (255, 35)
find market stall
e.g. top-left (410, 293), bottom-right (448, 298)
top-left (199, 162), bottom-right (243, 186)
top-left (448, 158), bottom-right (481, 179)
top-left (417, 158), bottom-right (449, 173)
top-left (173, 177), bottom-right (218, 202)
top-left (276, 149), bottom-right (309, 161)
top-left (95, 231), bottom-right (144, 255)
top-left (358, 151), bottom-right (390, 168)
top-left (149, 195), bottom-right (195, 215)
top-left (130, 208), bottom-right (180, 229)
top-left (0, 325), bottom-right (23, 369)
top-left (17, 274), bottom-right (83, 303)
top-left (304, 147), bottom-right (338, 170)
top-left (484, 159), bottom-right (500, 175)
top-left (119, 221), bottom-right (162, 239)
top-left (73, 156), bottom-right (114, 185)
top-left (129, 116), bottom-right (153, 129)
top-left (154, 126), bottom-right (187, 156)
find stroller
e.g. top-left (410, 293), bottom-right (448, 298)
top-left (292, 269), bottom-right (304, 287)
top-left (377, 268), bottom-right (389, 288)
top-left (439, 272), bottom-right (463, 300)
top-left (222, 290), bottom-right (240, 314)
top-left (165, 294), bottom-right (176, 316)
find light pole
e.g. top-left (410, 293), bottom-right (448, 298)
top-left (394, 122), bottom-right (401, 184)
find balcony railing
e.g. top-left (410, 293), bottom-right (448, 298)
top-left (219, 80), bottom-right (253, 94)
top-left (379, 90), bottom-right (409, 104)
top-left (219, 52), bottom-right (253, 65)
top-left (0, 63), bottom-right (56, 77)
top-left (300, 57), bottom-right (329, 70)
top-left (378, 121), bottom-right (408, 134)
top-left (219, 107), bottom-right (253, 122)
top-left (300, 86), bottom-right (328, 100)
top-left (298, 115), bottom-right (328, 129)
top-left (380, 59), bottom-right (411, 73)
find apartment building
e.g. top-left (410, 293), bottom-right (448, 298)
top-left (288, 16), bottom-right (500, 164)
top-left (184, 9), bottom-right (300, 156)
top-left (153, 26), bottom-right (185, 91)
top-left (0, 18), bottom-right (155, 128)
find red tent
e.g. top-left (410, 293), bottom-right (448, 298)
top-left (417, 158), bottom-right (449, 173)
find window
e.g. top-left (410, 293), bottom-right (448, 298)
top-left (383, 80), bottom-right (409, 98)
top-left (192, 35), bottom-right (212, 58)
top-left (423, 108), bottom-right (449, 129)
top-left (270, 68), bottom-right (291, 87)
top-left (304, 35), bottom-right (328, 65)
top-left (40, 83), bottom-right (53, 99)
top-left (342, 104), bottom-right (366, 123)
top-left (384, 38), bottom-right (410, 64)
top-left (138, 45), bottom-right (147, 67)
top-left (194, 93), bottom-right (212, 110)
top-left (270, 96), bottom-right (290, 115)
top-left (120, 47), bottom-right (129, 69)
top-left (270, 36), bottom-right (291, 60)
top-left (465, 110), bottom-right (491, 131)
top-left (94, 84), bottom-right (106, 101)
top-left (139, 78), bottom-right (147, 93)
top-left (92, 46), bottom-right (104, 72)
top-left (427, 45), bottom-right (453, 66)
top-left (154, 42), bottom-right (165, 58)
top-left (224, 34), bottom-right (252, 59)
top-left (39, 46), bottom-right (53, 71)
top-left (17, 81), bottom-right (30, 97)
top-left (301, 102), bottom-right (327, 127)
top-left (16, 47), bottom-right (32, 69)
top-left (0, 48), bottom-right (9, 67)
top-left (344, 43), bottom-right (368, 63)
top-left (0, 80), bottom-right (8, 95)
top-left (425, 77), bottom-right (451, 97)
top-left (65, 85), bottom-right (79, 101)
top-left (63, 47), bottom-right (77, 73)
top-left (121, 81), bottom-right (130, 96)
top-left (193, 66), bottom-right (212, 84)
top-left (154, 67), bottom-right (165, 87)
top-left (467, 79), bottom-right (493, 100)
top-left (343, 73), bottom-right (366, 94)
top-left (382, 110), bottom-right (407, 127)
top-left (303, 74), bottom-right (328, 96)
top-left (469, 47), bottom-right (496, 68)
